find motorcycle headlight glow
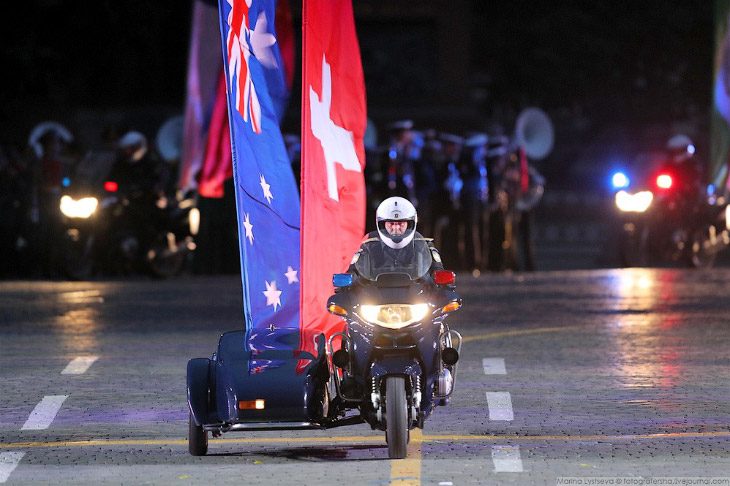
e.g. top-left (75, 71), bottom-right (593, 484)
top-left (615, 190), bottom-right (653, 213)
top-left (60, 196), bottom-right (99, 219)
top-left (357, 303), bottom-right (430, 329)
top-left (189, 207), bottom-right (200, 236)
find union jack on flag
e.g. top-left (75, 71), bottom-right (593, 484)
top-left (224, 0), bottom-right (287, 133)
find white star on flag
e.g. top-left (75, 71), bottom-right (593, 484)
top-left (243, 213), bottom-right (254, 244)
top-left (260, 174), bottom-right (273, 204)
top-left (285, 266), bottom-right (299, 284)
top-left (249, 11), bottom-right (278, 69)
top-left (263, 280), bottom-right (282, 311)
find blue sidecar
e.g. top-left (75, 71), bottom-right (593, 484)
top-left (186, 327), bottom-right (331, 456)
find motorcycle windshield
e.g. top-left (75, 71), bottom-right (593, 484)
top-left (354, 238), bottom-right (433, 281)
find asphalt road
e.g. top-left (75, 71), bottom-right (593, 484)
top-left (1, 270), bottom-right (730, 485)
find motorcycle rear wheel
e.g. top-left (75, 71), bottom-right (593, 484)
top-left (385, 376), bottom-right (408, 459)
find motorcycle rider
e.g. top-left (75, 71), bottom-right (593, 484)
top-left (348, 196), bottom-right (445, 278)
top-left (657, 134), bottom-right (704, 205)
top-left (107, 131), bottom-right (165, 196)
top-left (105, 131), bottom-right (166, 267)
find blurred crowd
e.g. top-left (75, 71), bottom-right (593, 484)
top-left (0, 116), bottom-right (546, 279)
top-left (0, 122), bottom-right (180, 279)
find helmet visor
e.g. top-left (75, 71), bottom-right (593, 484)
top-left (378, 219), bottom-right (416, 242)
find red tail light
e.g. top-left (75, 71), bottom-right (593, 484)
top-left (656, 173), bottom-right (673, 190)
top-left (433, 270), bottom-right (456, 285)
top-left (104, 181), bottom-right (119, 192)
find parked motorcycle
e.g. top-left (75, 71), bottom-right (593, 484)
top-left (186, 240), bottom-right (462, 460)
top-left (59, 179), bottom-right (199, 280)
top-left (612, 168), bottom-right (730, 268)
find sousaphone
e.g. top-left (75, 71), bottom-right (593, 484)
top-left (513, 107), bottom-right (553, 211)
top-left (514, 107), bottom-right (554, 160)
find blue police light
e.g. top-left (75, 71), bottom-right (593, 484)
top-left (611, 171), bottom-right (630, 189)
top-left (62, 177), bottom-right (71, 187)
top-left (332, 273), bottom-right (354, 288)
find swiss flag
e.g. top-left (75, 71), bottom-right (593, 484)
top-left (300, 0), bottom-right (367, 347)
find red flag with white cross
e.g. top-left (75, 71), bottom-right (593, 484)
top-left (300, 0), bottom-right (367, 347)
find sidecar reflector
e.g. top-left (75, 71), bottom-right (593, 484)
top-left (433, 270), bottom-right (456, 285)
top-left (328, 304), bottom-right (348, 316)
top-left (442, 301), bottom-right (461, 313)
top-left (239, 399), bottom-right (265, 410)
top-left (104, 181), bottom-right (119, 192)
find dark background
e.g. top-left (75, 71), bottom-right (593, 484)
top-left (0, 0), bottom-right (715, 190)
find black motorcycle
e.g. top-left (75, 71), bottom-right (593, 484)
top-left (613, 169), bottom-right (729, 268)
top-left (59, 179), bottom-right (198, 280)
top-left (185, 239), bottom-right (461, 460)
top-left (326, 238), bottom-right (462, 458)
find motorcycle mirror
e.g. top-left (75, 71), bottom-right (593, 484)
top-left (333, 273), bottom-right (354, 288)
top-left (433, 270), bottom-right (456, 286)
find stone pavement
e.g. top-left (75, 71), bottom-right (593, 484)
top-left (1, 270), bottom-right (729, 484)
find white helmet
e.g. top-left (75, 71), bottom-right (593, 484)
top-left (666, 134), bottom-right (695, 162)
top-left (117, 131), bottom-right (148, 163)
top-left (376, 197), bottom-right (417, 249)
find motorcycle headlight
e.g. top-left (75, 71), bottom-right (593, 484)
top-left (60, 196), bottom-right (99, 219)
top-left (357, 303), bottom-right (430, 329)
top-left (615, 190), bottom-right (653, 213)
top-left (189, 207), bottom-right (200, 236)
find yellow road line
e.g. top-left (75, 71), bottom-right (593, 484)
top-left (461, 325), bottom-right (586, 344)
top-left (2, 430), bottom-right (728, 450)
top-left (389, 429), bottom-right (422, 485)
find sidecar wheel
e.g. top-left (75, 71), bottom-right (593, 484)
top-left (385, 376), bottom-right (408, 459)
top-left (188, 412), bottom-right (208, 456)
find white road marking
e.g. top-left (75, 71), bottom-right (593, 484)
top-left (0, 452), bottom-right (24, 483)
top-left (492, 445), bottom-right (523, 472)
top-left (486, 392), bottom-right (514, 421)
top-left (21, 395), bottom-right (68, 430)
top-left (438, 482), bottom-right (454, 486)
top-left (61, 356), bottom-right (98, 375)
top-left (482, 358), bottom-right (506, 375)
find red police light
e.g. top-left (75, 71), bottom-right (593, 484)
top-left (104, 181), bottom-right (119, 192)
top-left (433, 270), bottom-right (456, 285)
top-left (656, 173), bottom-right (673, 189)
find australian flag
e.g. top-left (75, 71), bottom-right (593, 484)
top-left (217, 0), bottom-right (300, 346)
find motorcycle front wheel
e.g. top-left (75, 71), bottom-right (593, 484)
top-left (385, 376), bottom-right (408, 459)
top-left (618, 222), bottom-right (650, 268)
top-left (61, 232), bottom-right (95, 280)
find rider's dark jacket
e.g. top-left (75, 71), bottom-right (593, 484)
top-left (347, 231), bottom-right (445, 277)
